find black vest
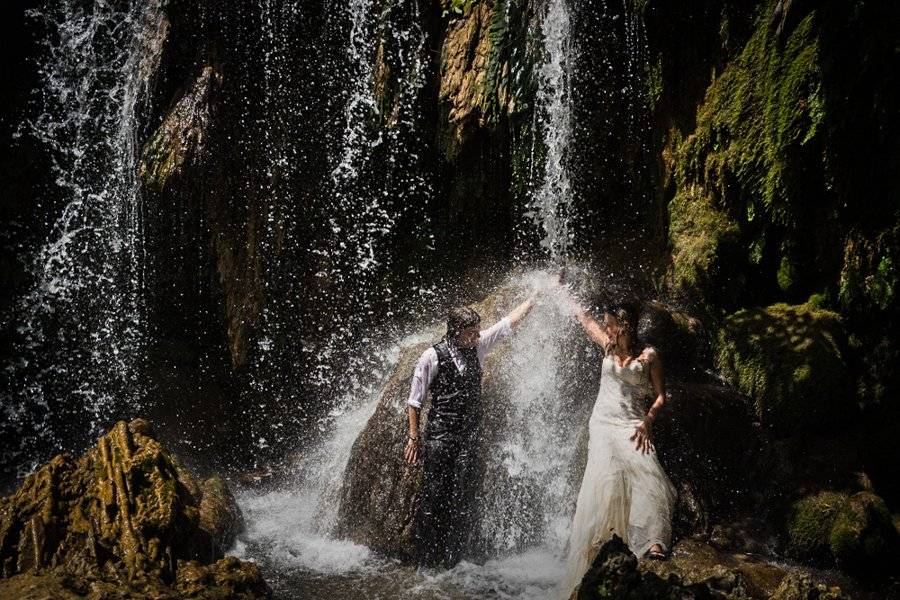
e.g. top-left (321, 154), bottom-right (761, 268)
top-left (425, 339), bottom-right (482, 440)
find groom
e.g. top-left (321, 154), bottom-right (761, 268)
top-left (404, 297), bottom-right (535, 567)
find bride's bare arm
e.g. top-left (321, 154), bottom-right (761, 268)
top-left (567, 296), bottom-right (612, 349)
top-left (631, 348), bottom-right (665, 454)
top-left (645, 349), bottom-right (666, 422)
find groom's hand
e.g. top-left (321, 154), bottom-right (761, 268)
top-left (404, 438), bottom-right (421, 465)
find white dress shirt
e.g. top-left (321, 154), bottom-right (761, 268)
top-left (406, 317), bottom-right (512, 408)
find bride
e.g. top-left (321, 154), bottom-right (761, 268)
top-left (559, 296), bottom-right (676, 597)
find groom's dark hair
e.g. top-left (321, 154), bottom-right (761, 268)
top-left (447, 306), bottom-right (481, 340)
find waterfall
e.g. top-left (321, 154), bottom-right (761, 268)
top-left (475, 272), bottom-right (583, 555)
top-left (530, 0), bottom-right (574, 261)
top-left (2, 0), bottom-right (163, 480)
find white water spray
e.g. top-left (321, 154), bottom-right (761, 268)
top-left (3, 0), bottom-right (163, 478)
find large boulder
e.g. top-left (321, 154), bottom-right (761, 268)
top-left (0, 419), bottom-right (269, 599)
top-left (653, 381), bottom-right (762, 534)
top-left (715, 301), bottom-right (855, 435)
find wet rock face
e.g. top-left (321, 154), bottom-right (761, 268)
top-left (0, 419), bottom-right (269, 599)
top-left (576, 535), bottom-right (749, 600)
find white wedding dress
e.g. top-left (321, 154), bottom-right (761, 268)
top-left (559, 349), bottom-right (677, 598)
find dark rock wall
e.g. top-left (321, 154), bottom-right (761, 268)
top-left (643, 0), bottom-right (900, 523)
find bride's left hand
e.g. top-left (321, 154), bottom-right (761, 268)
top-left (630, 419), bottom-right (653, 454)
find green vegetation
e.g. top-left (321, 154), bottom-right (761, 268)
top-left (715, 300), bottom-right (853, 434)
top-left (444, 0), bottom-right (476, 17)
top-left (787, 490), bottom-right (899, 571)
top-left (668, 5), bottom-right (829, 303)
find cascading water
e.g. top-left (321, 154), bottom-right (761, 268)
top-left (1, 0), bottom-right (163, 481)
top-left (529, 0), bottom-right (575, 261)
top-left (474, 273), bottom-right (584, 556)
top-left (311, 0), bottom-right (435, 399)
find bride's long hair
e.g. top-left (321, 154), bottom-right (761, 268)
top-left (606, 302), bottom-right (640, 356)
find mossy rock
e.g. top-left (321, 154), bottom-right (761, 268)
top-left (786, 490), bottom-right (899, 573)
top-left (829, 491), bottom-right (899, 571)
top-left (667, 183), bottom-right (740, 306)
top-left (786, 491), bottom-right (847, 562)
top-left (715, 301), bottom-right (854, 434)
top-left (0, 419), bottom-right (267, 599)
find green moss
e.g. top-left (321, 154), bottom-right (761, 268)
top-left (715, 301), bottom-right (854, 433)
top-left (668, 184), bottom-right (738, 299)
top-left (838, 225), bottom-right (900, 313)
top-left (787, 491), bottom-right (847, 561)
top-left (777, 254), bottom-right (796, 293)
top-left (805, 292), bottom-right (827, 310)
top-left (645, 55), bottom-right (663, 111)
top-left (829, 492), bottom-right (899, 569)
top-left (482, 0), bottom-right (511, 124)
top-left (668, 5), bottom-right (830, 301)
top-left (871, 255), bottom-right (896, 310)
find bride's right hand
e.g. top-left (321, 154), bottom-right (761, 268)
top-left (630, 420), bottom-right (653, 454)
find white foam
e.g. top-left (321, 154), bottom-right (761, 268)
top-left (234, 488), bottom-right (379, 574)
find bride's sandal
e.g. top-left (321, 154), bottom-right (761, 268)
top-left (645, 547), bottom-right (667, 560)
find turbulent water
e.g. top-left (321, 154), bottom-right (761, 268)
top-left (232, 270), bottom-right (591, 599)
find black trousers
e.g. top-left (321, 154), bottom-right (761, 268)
top-left (413, 432), bottom-right (478, 567)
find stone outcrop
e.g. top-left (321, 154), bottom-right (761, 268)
top-left (0, 419), bottom-right (269, 599)
top-left (575, 535), bottom-right (759, 600)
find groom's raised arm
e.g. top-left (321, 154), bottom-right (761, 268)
top-left (508, 296), bottom-right (535, 328)
top-left (477, 296), bottom-right (535, 358)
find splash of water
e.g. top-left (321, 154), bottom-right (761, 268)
top-left (233, 270), bottom-right (587, 598)
top-left (2, 0), bottom-right (163, 480)
top-left (475, 271), bottom-right (584, 556)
